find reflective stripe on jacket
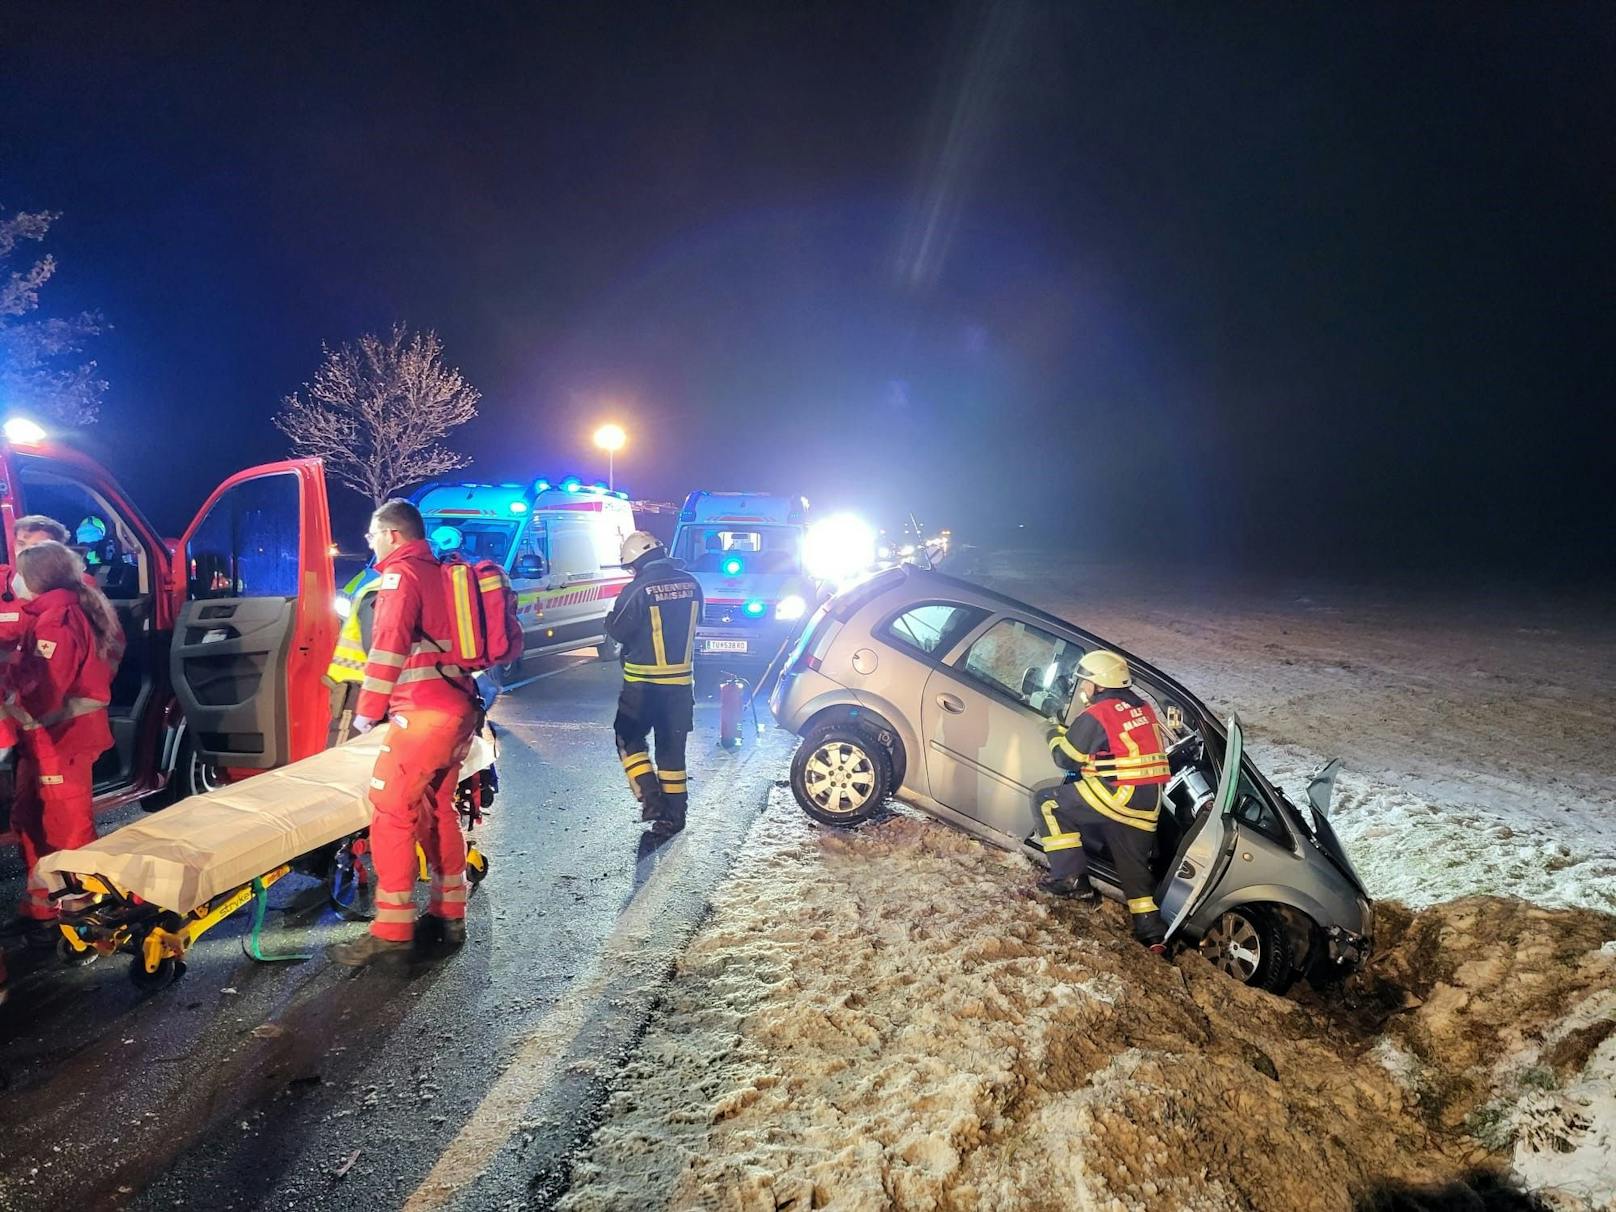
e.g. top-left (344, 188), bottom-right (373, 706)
top-left (6, 587), bottom-right (114, 758)
top-left (1048, 688), bottom-right (1169, 832)
top-left (605, 558), bottom-right (703, 687)
top-left (355, 540), bottom-right (478, 719)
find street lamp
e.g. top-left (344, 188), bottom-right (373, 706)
top-left (593, 423), bottom-right (626, 490)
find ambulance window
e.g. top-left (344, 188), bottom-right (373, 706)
top-left (513, 519), bottom-right (548, 578)
top-left (956, 618), bottom-right (1085, 718)
top-left (187, 472), bottom-right (302, 600)
top-left (14, 459), bottom-right (149, 598)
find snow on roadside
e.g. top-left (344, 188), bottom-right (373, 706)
top-left (561, 792), bottom-right (1616, 1212)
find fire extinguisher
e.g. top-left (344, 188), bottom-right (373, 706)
top-left (718, 673), bottom-right (748, 750)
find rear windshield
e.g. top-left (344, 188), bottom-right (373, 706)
top-left (675, 524), bottom-right (803, 574)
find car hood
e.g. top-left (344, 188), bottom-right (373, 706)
top-left (695, 572), bottom-right (817, 607)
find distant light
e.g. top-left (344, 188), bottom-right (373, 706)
top-left (743, 599), bottom-right (767, 617)
top-left (534, 478), bottom-right (551, 493)
top-left (593, 423), bottom-right (626, 453)
top-left (721, 556), bottom-right (745, 577)
top-left (776, 594), bottom-right (807, 621)
top-left (3, 418), bottom-right (47, 445)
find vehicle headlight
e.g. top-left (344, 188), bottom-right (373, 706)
top-left (776, 594), bottom-right (807, 621)
top-left (334, 594), bottom-right (353, 620)
top-left (804, 514), bottom-right (877, 583)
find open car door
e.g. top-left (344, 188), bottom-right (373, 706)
top-left (169, 459), bottom-right (337, 771)
top-left (1158, 714), bottom-right (1244, 940)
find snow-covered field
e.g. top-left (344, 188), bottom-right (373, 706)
top-left (560, 556), bottom-right (1616, 1211)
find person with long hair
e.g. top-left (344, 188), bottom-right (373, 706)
top-left (3, 540), bottom-right (122, 927)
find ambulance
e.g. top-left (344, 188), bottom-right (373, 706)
top-left (670, 491), bottom-right (823, 669)
top-left (339, 476), bottom-right (636, 674)
top-left (0, 417), bottom-right (342, 815)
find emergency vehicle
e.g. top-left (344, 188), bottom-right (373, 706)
top-left (339, 477), bottom-right (635, 673)
top-left (670, 491), bottom-right (822, 668)
top-left (0, 418), bottom-right (342, 822)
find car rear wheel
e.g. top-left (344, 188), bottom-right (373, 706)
top-left (790, 727), bottom-right (892, 827)
top-left (1198, 905), bottom-right (1296, 994)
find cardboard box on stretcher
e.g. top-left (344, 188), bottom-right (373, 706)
top-left (34, 724), bottom-right (496, 916)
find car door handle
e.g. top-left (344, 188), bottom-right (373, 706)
top-left (935, 693), bottom-right (965, 714)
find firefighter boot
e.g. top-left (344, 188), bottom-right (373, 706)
top-left (1038, 873), bottom-right (1100, 905)
top-left (414, 914), bottom-right (466, 952)
top-left (1132, 910), bottom-right (1168, 954)
top-left (328, 933), bottom-right (413, 966)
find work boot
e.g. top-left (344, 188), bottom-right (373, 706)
top-left (1132, 911), bottom-right (1168, 954)
top-left (638, 788), bottom-right (668, 823)
top-left (414, 914), bottom-right (466, 951)
top-left (328, 933), bottom-right (412, 967)
top-left (1038, 873), bottom-right (1099, 905)
top-left (648, 817), bottom-right (685, 838)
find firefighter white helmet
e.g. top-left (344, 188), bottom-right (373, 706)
top-left (620, 531), bottom-right (665, 567)
top-left (1076, 650), bottom-right (1131, 689)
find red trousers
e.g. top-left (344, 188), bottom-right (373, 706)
top-left (13, 749), bottom-right (97, 920)
top-left (366, 707), bottom-right (476, 941)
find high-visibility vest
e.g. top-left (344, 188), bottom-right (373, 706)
top-left (326, 580), bottom-right (379, 685)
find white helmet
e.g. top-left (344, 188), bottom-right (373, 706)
top-left (620, 531), bottom-right (665, 567)
top-left (1076, 650), bottom-right (1131, 689)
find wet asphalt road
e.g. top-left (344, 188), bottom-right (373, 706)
top-left (0, 651), bottom-right (794, 1211)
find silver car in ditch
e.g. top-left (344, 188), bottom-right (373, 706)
top-left (768, 565), bottom-right (1374, 992)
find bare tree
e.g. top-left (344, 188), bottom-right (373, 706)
top-left (0, 207), bottom-right (107, 425)
top-left (275, 324), bottom-right (480, 505)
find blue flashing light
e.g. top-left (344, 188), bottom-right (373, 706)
top-left (591, 481), bottom-right (608, 490)
top-left (509, 501), bottom-right (529, 514)
top-left (743, 599), bottom-right (767, 617)
top-left (534, 478), bottom-right (551, 493)
top-left (614, 490), bottom-right (629, 500)
top-left (561, 477), bottom-right (582, 493)
top-left (721, 556), bottom-right (746, 577)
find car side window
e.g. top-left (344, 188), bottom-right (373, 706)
top-left (881, 602), bottom-right (986, 657)
top-left (1231, 771), bottom-right (1291, 846)
top-left (513, 520), bottom-right (549, 580)
top-left (955, 617), bottom-right (1085, 717)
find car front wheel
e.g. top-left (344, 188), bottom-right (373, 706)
top-left (790, 727), bottom-right (892, 827)
top-left (1198, 905), bottom-right (1297, 994)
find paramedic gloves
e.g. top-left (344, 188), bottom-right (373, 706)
top-left (351, 715), bottom-right (377, 734)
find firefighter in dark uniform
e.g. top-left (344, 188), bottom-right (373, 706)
top-left (606, 532), bottom-right (703, 836)
top-left (1034, 650), bottom-right (1172, 951)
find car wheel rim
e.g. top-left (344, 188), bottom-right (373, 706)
top-left (1201, 911), bottom-right (1263, 982)
top-left (803, 741), bottom-right (877, 815)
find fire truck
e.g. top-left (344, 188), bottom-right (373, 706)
top-left (339, 476), bottom-right (636, 676)
top-left (0, 418), bottom-right (341, 827)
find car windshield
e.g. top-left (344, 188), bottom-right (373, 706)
top-left (675, 524), bottom-right (803, 575)
top-left (423, 518), bottom-right (519, 563)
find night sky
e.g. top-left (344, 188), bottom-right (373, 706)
top-left (4, 3), bottom-right (1612, 575)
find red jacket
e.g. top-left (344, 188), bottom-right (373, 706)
top-left (7, 587), bottom-right (115, 758)
top-left (356, 540), bottom-right (478, 720)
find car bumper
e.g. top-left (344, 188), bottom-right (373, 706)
top-left (693, 624), bottom-right (795, 664)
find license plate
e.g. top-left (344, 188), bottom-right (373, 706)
top-left (703, 639), bottom-right (749, 654)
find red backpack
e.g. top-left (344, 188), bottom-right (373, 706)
top-left (440, 555), bottom-right (523, 671)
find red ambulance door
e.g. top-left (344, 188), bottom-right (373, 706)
top-left (169, 459), bottom-right (337, 769)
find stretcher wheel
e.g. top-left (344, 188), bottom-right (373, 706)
top-left (57, 936), bottom-right (100, 968)
top-left (465, 848), bottom-right (488, 886)
top-left (328, 838), bottom-right (377, 922)
top-left (129, 956), bottom-right (185, 990)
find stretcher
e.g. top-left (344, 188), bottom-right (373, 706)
top-left (33, 724), bottom-right (497, 988)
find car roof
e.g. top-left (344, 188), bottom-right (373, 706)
top-left (890, 565), bottom-right (1219, 725)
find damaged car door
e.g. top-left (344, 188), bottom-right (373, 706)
top-left (1158, 714), bottom-right (1244, 940)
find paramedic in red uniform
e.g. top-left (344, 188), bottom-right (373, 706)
top-left (329, 498), bottom-right (479, 966)
top-left (3, 541), bottom-right (121, 928)
top-left (1034, 650), bottom-right (1173, 951)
